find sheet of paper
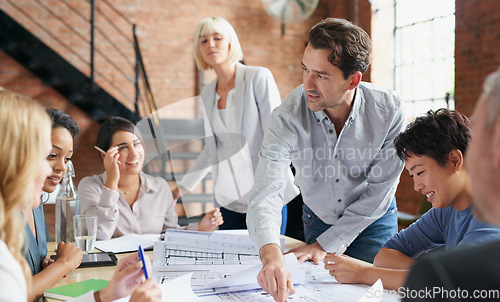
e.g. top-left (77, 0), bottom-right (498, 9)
top-left (111, 273), bottom-right (199, 302)
top-left (195, 253), bottom-right (305, 295)
top-left (359, 279), bottom-right (384, 302)
top-left (196, 261), bottom-right (400, 301)
top-left (159, 272), bottom-right (201, 302)
top-left (95, 233), bottom-right (160, 253)
top-left (162, 229), bottom-right (259, 255)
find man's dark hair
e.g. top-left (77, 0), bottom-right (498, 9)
top-left (96, 117), bottom-right (136, 151)
top-left (308, 18), bottom-right (371, 79)
top-left (394, 109), bottom-right (471, 166)
top-left (46, 108), bottom-right (79, 139)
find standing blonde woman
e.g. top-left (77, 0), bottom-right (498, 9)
top-left (0, 89), bottom-right (161, 302)
top-left (172, 16), bottom-right (298, 232)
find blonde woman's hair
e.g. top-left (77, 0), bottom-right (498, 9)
top-left (0, 88), bottom-right (51, 289)
top-left (193, 16), bottom-right (243, 70)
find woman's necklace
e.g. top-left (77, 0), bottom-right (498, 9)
top-left (119, 181), bottom-right (140, 196)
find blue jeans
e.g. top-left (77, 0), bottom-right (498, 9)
top-left (302, 197), bottom-right (398, 263)
top-left (220, 205), bottom-right (288, 235)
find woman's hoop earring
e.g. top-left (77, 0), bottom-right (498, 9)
top-left (40, 192), bottom-right (50, 204)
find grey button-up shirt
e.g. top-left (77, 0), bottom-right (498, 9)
top-left (247, 82), bottom-right (406, 253)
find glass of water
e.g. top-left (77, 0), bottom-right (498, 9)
top-left (73, 215), bottom-right (97, 253)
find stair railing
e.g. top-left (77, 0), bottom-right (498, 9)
top-left (1, 0), bottom-right (158, 123)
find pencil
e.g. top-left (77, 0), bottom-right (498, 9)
top-left (94, 146), bottom-right (122, 164)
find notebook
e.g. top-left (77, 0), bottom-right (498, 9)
top-left (44, 278), bottom-right (109, 300)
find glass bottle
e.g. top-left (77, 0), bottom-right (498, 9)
top-left (55, 160), bottom-right (80, 245)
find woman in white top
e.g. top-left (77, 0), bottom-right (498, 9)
top-left (172, 16), bottom-right (299, 232)
top-left (0, 89), bottom-right (161, 302)
top-left (0, 88), bottom-right (51, 301)
top-left (79, 117), bottom-right (223, 240)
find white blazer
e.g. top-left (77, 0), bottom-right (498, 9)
top-left (180, 63), bottom-right (299, 213)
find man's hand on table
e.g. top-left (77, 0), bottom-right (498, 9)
top-left (258, 243), bottom-right (295, 302)
top-left (286, 241), bottom-right (327, 265)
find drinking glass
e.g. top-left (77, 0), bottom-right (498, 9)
top-left (73, 215), bottom-right (97, 253)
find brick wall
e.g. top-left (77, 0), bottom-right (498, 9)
top-left (455, 0), bottom-right (500, 116)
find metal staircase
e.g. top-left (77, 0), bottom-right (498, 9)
top-left (0, 9), bottom-right (137, 122)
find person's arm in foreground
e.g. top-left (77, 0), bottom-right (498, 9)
top-left (96, 252), bottom-right (161, 302)
top-left (258, 244), bottom-right (295, 302)
top-left (375, 207), bottom-right (450, 270)
top-left (247, 104), bottom-right (298, 302)
top-left (29, 242), bottom-right (83, 302)
top-left (374, 248), bottom-right (415, 269)
top-left (324, 254), bottom-right (409, 290)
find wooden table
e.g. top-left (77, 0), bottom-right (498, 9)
top-left (46, 235), bottom-right (305, 299)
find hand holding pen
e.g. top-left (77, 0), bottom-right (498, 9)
top-left (138, 245), bottom-right (149, 279)
top-left (98, 251), bottom-right (160, 301)
top-left (95, 146), bottom-right (122, 164)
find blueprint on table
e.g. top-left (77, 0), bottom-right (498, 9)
top-left (152, 230), bottom-right (261, 286)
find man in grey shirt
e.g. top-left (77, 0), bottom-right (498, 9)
top-left (246, 18), bottom-right (406, 301)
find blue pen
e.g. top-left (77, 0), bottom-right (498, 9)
top-left (138, 245), bottom-right (149, 279)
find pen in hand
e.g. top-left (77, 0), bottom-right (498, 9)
top-left (138, 245), bottom-right (149, 279)
top-left (94, 146), bottom-right (122, 164)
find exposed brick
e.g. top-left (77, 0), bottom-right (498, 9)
top-left (455, 0), bottom-right (500, 116)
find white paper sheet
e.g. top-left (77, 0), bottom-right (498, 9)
top-left (95, 233), bottom-right (160, 253)
top-left (359, 279), bottom-right (384, 302)
top-left (194, 253), bottom-right (305, 295)
top-left (152, 230), bottom-right (262, 287)
top-left (196, 261), bottom-right (400, 301)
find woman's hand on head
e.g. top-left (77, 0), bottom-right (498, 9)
top-left (198, 208), bottom-right (224, 232)
top-left (102, 146), bottom-right (121, 189)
